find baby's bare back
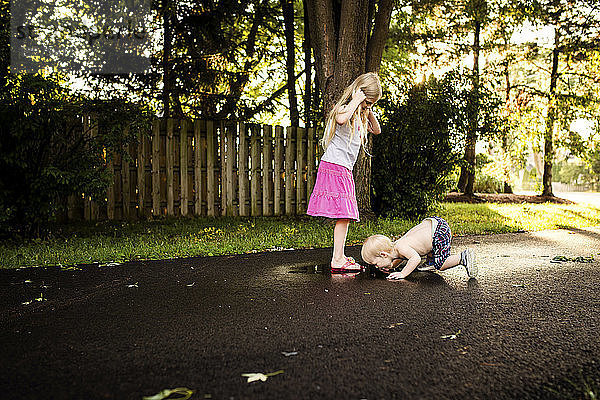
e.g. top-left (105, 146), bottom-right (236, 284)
top-left (394, 219), bottom-right (434, 256)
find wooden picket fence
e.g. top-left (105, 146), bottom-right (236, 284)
top-left (67, 117), bottom-right (321, 220)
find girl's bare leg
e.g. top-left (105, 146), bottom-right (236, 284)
top-left (332, 219), bottom-right (350, 267)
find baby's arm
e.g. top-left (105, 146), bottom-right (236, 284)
top-left (387, 244), bottom-right (421, 280)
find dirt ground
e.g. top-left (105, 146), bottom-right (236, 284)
top-left (445, 191), bottom-right (575, 204)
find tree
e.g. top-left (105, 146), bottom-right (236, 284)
top-left (304, 0), bottom-right (394, 214)
top-left (516, 0), bottom-right (600, 196)
top-left (281, 0), bottom-right (299, 126)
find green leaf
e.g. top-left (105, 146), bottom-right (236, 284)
top-left (142, 387), bottom-right (194, 400)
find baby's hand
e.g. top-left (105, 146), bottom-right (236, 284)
top-left (387, 272), bottom-right (405, 280)
top-left (352, 88), bottom-right (367, 104)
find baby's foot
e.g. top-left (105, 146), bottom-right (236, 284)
top-left (460, 248), bottom-right (477, 278)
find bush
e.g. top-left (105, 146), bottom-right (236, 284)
top-left (372, 74), bottom-right (465, 218)
top-left (473, 174), bottom-right (503, 193)
top-left (0, 74), bottom-right (151, 237)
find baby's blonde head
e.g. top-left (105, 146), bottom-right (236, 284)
top-left (361, 234), bottom-right (393, 264)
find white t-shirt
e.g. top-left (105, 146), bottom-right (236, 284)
top-left (320, 121), bottom-right (363, 171)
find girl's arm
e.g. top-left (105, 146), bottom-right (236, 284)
top-left (367, 109), bottom-right (381, 135)
top-left (336, 89), bottom-right (366, 125)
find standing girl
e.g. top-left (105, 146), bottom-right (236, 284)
top-left (307, 72), bottom-right (382, 272)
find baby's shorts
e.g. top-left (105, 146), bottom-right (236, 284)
top-left (426, 216), bottom-right (452, 270)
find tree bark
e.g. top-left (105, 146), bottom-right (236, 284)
top-left (502, 44), bottom-right (513, 194)
top-left (303, 0), bottom-right (312, 128)
top-left (305, 0), bottom-right (336, 110)
top-left (305, 0), bottom-right (393, 214)
top-left (0, 0), bottom-right (9, 89)
top-left (366, 0), bottom-right (393, 73)
top-left (462, 13), bottom-right (481, 196)
top-left (281, 0), bottom-right (299, 126)
top-left (542, 28), bottom-right (560, 197)
top-left (305, 0), bottom-right (393, 215)
top-left (162, 0), bottom-right (173, 118)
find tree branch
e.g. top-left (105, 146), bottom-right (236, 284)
top-left (366, 0), bottom-right (394, 73)
top-left (240, 68), bottom-right (307, 121)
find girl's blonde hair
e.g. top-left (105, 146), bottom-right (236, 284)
top-left (361, 234), bottom-right (393, 264)
top-left (321, 72), bottom-right (382, 150)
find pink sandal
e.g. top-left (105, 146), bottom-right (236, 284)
top-left (331, 259), bottom-right (363, 273)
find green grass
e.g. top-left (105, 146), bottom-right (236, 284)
top-left (1, 202), bottom-right (600, 270)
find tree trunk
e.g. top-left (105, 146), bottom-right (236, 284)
top-left (162, 0), bottom-right (172, 118)
top-left (281, 0), bottom-right (299, 126)
top-left (303, 0), bottom-right (312, 129)
top-left (365, 0), bottom-right (393, 73)
top-left (542, 28), bottom-right (560, 197)
top-left (305, 0), bottom-right (393, 215)
top-left (462, 15), bottom-right (481, 196)
top-left (502, 46), bottom-right (512, 194)
top-left (0, 0), bottom-right (9, 89)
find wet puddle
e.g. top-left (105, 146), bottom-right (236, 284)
top-left (284, 262), bottom-right (453, 285)
top-left (286, 263), bottom-right (399, 280)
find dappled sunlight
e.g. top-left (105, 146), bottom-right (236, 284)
top-left (485, 203), bottom-right (600, 232)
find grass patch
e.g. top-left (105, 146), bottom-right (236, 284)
top-left (1, 202), bottom-right (600, 270)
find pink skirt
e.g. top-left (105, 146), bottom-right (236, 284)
top-left (306, 161), bottom-right (359, 221)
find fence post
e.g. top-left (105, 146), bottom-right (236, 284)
top-left (194, 120), bottom-right (203, 215)
top-left (296, 127), bottom-right (305, 213)
top-left (285, 126), bottom-right (295, 215)
top-left (180, 120), bottom-right (189, 216)
top-left (307, 127), bottom-right (316, 202)
top-left (226, 122), bottom-right (235, 216)
top-left (263, 125), bottom-right (272, 216)
top-left (137, 131), bottom-right (146, 218)
top-left (238, 122), bottom-right (248, 216)
top-left (122, 128), bottom-right (131, 220)
top-left (207, 120), bottom-right (216, 216)
top-left (251, 124), bottom-right (261, 216)
top-left (152, 119), bottom-right (161, 216)
top-left (166, 118), bottom-right (175, 216)
top-left (274, 126), bottom-right (283, 215)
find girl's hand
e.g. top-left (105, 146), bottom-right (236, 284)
top-left (352, 88), bottom-right (367, 104)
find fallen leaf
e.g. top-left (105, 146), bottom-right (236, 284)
top-left (242, 370), bottom-right (284, 383)
top-left (441, 330), bottom-right (462, 340)
top-left (386, 323), bottom-right (404, 329)
top-left (143, 387), bottom-right (194, 400)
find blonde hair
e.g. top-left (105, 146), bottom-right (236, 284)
top-left (361, 234), bottom-right (393, 264)
top-left (321, 72), bottom-right (382, 150)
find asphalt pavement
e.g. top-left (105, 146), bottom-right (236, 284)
top-left (1, 227), bottom-right (600, 399)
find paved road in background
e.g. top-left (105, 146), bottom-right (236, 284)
top-left (517, 190), bottom-right (600, 208)
top-left (1, 227), bottom-right (600, 399)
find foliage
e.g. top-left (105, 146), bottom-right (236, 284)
top-left (371, 74), bottom-right (465, 218)
top-left (0, 74), bottom-right (152, 238)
